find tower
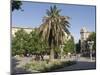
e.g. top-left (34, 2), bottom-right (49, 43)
top-left (80, 27), bottom-right (90, 54)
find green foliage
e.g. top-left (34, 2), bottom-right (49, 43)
top-left (54, 47), bottom-right (60, 54)
top-left (12, 29), bottom-right (48, 56)
top-left (76, 40), bottom-right (81, 53)
top-left (63, 37), bottom-right (75, 54)
top-left (24, 61), bottom-right (47, 71)
top-left (12, 0), bottom-right (22, 11)
top-left (28, 30), bottom-right (47, 54)
top-left (12, 29), bottom-right (29, 56)
top-left (24, 60), bottom-right (76, 72)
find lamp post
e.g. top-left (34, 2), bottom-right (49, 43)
top-left (60, 45), bottom-right (64, 61)
top-left (87, 41), bottom-right (94, 61)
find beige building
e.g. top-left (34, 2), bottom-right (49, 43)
top-left (12, 27), bottom-right (34, 37)
top-left (12, 27), bottom-right (72, 42)
top-left (80, 27), bottom-right (91, 53)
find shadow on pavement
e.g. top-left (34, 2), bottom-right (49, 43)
top-left (11, 57), bottom-right (32, 75)
top-left (54, 61), bottom-right (96, 72)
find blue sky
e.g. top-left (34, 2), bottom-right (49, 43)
top-left (12, 2), bottom-right (96, 43)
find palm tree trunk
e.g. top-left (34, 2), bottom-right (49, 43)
top-left (50, 47), bottom-right (54, 61)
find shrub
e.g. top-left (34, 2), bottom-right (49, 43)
top-left (24, 60), bottom-right (76, 72)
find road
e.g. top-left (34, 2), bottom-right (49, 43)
top-left (54, 57), bottom-right (96, 72)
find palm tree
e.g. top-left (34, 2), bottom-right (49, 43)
top-left (39, 5), bottom-right (70, 61)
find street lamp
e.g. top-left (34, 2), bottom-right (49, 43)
top-left (87, 41), bottom-right (94, 61)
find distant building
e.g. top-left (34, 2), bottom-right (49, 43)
top-left (12, 27), bottom-right (34, 37)
top-left (12, 27), bottom-right (72, 42)
top-left (80, 27), bottom-right (91, 53)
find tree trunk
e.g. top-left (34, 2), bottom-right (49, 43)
top-left (40, 55), bottom-right (44, 61)
top-left (49, 48), bottom-right (54, 61)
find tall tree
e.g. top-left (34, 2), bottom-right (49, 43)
top-left (63, 36), bottom-right (75, 54)
top-left (11, 0), bottom-right (22, 11)
top-left (39, 5), bottom-right (70, 61)
top-left (28, 30), bottom-right (47, 60)
top-left (76, 40), bottom-right (81, 53)
top-left (12, 29), bottom-right (29, 56)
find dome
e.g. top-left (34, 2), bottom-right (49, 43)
top-left (80, 27), bottom-right (88, 33)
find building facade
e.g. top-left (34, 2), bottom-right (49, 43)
top-left (12, 27), bottom-right (34, 37)
top-left (80, 27), bottom-right (91, 54)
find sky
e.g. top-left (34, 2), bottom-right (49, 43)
top-left (12, 1), bottom-right (96, 43)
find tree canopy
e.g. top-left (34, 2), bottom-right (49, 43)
top-left (12, 29), bottom-right (29, 56)
top-left (12, 29), bottom-right (48, 58)
top-left (12, 0), bottom-right (22, 11)
top-left (63, 36), bottom-right (75, 54)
